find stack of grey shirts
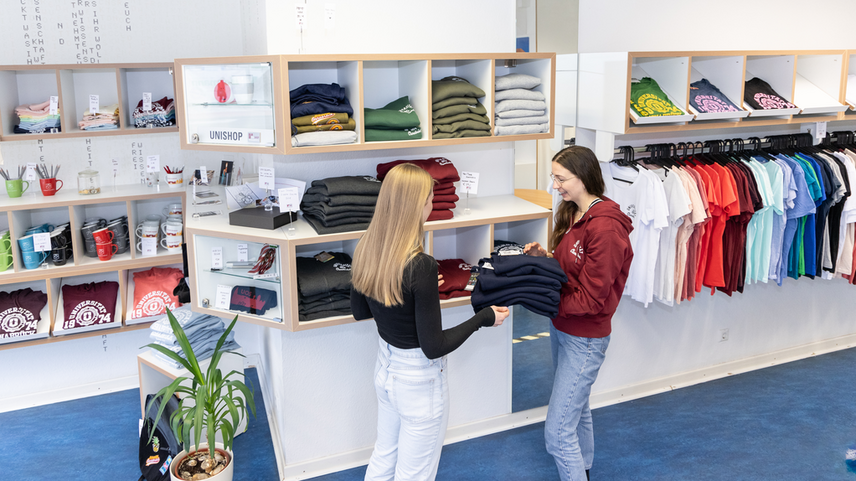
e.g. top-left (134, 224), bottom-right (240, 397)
top-left (297, 251), bottom-right (352, 322)
top-left (300, 175), bottom-right (382, 234)
top-left (431, 76), bottom-right (491, 139)
top-left (494, 73), bottom-right (548, 136)
top-left (149, 306), bottom-right (240, 369)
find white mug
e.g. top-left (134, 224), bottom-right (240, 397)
top-left (162, 203), bottom-right (182, 217)
top-left (165, 173), bottom-right (183, 188)
top-left (136, 221), bottom-right (159, 239)
top-left (161, 234), bottom-right (182, 250)
top-left (161, 220), bottom-right (183, 237)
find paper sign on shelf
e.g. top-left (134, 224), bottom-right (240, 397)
top-left (279, 187), bottom-right (300, 213)
top-left (816, 121), bottom-right (828, 141)
top-left (460, 171), bottom-right (480, 195)
top-left (33, 233), bottom-right (50, 252)
top-left (89, 94), bottom-right (99, 114)
top-left (237, 244), bottom-right (248, 262)
top-left (142, 92), bottom-right (152, 112)
top-left (258, 166), bottom-right (275, 190)
top-left (141, 238), bottom-right (157, 257)
top-left (295, 5), bottom-right (306, 29)
top-left (25, 162), bottom-right (37, 182)
top-left (49, 96), bottom-right (58, 116)
top-left (211, 247), bottom-right (223, 270)
top-left (324, 3), bottom-right (336, 29)
top-left (253, 273), bottom-right (278, 280)
top-left (112, 159), bottom-right (119, 175)
top-left (199, 165), bottom-right (208, 184)
top-left (146, 155), bottom-right (160, 173)
top-left (215, 285), bottom-right (231, 309)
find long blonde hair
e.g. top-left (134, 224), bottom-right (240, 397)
top-left (352, 163), bottom-right (434, 306)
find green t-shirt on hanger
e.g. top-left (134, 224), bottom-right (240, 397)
top-left (630, 77), bottom-right (685, 117)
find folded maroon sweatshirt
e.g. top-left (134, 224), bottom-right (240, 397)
top-left (437, 258), bottom-right (474, 294)
top-left (433, 194), bottom-right (460, 203)
top-left (432, 202), bottom-right (457, 210)
top-left (427, 210), bottom-right (454, 221)
top-left (376, 157), bottom-right (460, 182)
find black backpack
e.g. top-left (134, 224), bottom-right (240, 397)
top-left (138, 393), bottom-right (182, 481)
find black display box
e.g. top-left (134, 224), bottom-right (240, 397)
top-left (229, 208), bottom-right (296, 230)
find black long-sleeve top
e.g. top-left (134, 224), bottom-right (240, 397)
top-left (350, 253), bottom-right (495, 359)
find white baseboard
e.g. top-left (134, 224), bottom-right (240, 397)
top-left (0, 375), bottom-right (140, 413)
top-left (248, 354), bottom-right (287, 481)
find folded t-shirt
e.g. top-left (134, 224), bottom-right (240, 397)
top-left (689, 79), bottom-right (739, 113)
top-left (744, 77), bottom-right (797, 110)
top-left (291, 112), bottom-right (350, 127)
top-left (292, 118), bottom-right (356, 134)
top-left (630, 77), bottom-right (685, 117)
top-left (230, 286), bottom-right (278, 315)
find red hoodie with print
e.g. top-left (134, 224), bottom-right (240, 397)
top-left (552, 197), bottom-right (633, 338)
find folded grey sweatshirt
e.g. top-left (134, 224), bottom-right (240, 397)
top-left (495, 99), bottom-right (547, 113)
top-left (494, 88), bottom-right (546, 102)
top-left (310, 176), bottom-right (382, 196)
top-left (303, 214), bottom-right (370, 235)
top-left (496, 109), bottom-right (546, 119)
top-left (301, 192), bottom-right (379, 207)
top-left (494, 124), bottom-right (548, 136)
top-left (495, 114), bottom-right (550, 126)
top-left (291, 130), bottom-right (357, 147)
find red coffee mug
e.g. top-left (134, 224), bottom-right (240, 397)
top-left (92, 227), bottom-right (114, 245)
top-left (96, 242), bottom-right (118, 261)
top-left (39, 178), bottom-right (63, 196)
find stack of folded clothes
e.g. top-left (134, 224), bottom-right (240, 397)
top-left (78, 103), bottom-right (119, 131)
top-left (431, 77), bottom-right (491, 139)
top-left (296, 251), bottom-right (352, 322)
top-left (290, 83), bottom-right (357, 147)
top-left (14, 100), bottom-right (61, 133)
top-left (471, 253), bottom-right (567, 318)
top-left (0, 288), bottom-right (48, 340)
top-left (492, 240), bottom-right (526, 256)
top-left (364, 96), bottom-right (422, 142)
top-left (494, 73), bottom-right (548, 136)
top-left (133, 96), bottom-right (175, 128)
top-left (300, 175), bottom-right (382, 234)
top-left (148, 306), bottom-right (240, 369)
top-left (376, 157), bottom-right (460, 221)
top-left (437, 258), bottom-right (475, 300)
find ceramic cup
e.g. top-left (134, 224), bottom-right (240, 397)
top-left (0, 251), bottom-right (12, 271)
top-left (0, 236), bottom-right (11, 254)
top-left (161, 220), bottom-right (183, 237)
top-left (162, 204), bottom-right (183, 217)
top-left (39, 178), bottom-right (63, 196)
top-left (51, 246), bottom-right (68, 266)
top-left (165, 173), bottom-right (183, 188)
top-left (231, 75), bottom-right (254, 104)
top-left (17, 234), bottom-right (37, 252)
top-left (135, 221), bottom-right (159, 239)
top-left (5, 179), bottom-right (29, 198)
top-left (96, 242), bottom-right (118, 261)
top-left (50, 230), bottom-right (70, 250)
top-left (21, 250), bottom-right (47, 269)
top-left (161, 234), bottom-right (182, 249)
top-left (92, 227), bottom-right (114, 245)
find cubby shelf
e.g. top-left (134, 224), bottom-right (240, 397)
top-left (185, 191), bottom-right (551, 332)
top-left (174, 53), bottom-right (556, 155)
top-left (579, 50), bottom-right (856, 136)
top-left (0, 185), bottom-right (187, 350)
top-left (0, 63), bottom-right (177, 141)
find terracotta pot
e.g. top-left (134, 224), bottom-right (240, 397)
top-left (170, 442), bottom-right (234, 481)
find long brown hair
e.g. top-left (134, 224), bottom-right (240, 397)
top-left (550, 146), bottom-right (605, 251)
top-left (352, 164), bottom-right (434, 306)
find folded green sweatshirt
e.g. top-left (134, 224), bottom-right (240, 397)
top-left (432, 119), bottom-right (491, 134)
top-left (432, 96), bottom-right (482, 111)
top-left (433, 130), bottom-right (491, 139)
top-left (364, 96), bottom-right (421, 130)
top-left (432, 77), bottom-right (486, 103)
top-left (291, 112), bottom-right (350, 126)
top-left (366, 127), bottom-right (422, 142)
top-left (432, 102), bottom-right (487, 120)
top-left (292, 118), bottom-right (356, 134)
top-left (432, 112), bottom-right (490, 126)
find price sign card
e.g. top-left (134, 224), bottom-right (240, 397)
top-left (211, 246), bottom-right (223, 270)
top-left (25, 162), bottom-right (37, 182)
top-left (89, 94), bottom-right (99, 114)
top-left (258, 166), bottom-right (275, 190)
top-left (237, 243), bottom-right (248, 262)
top-left (460, 171), bottom-right (480, 195)
top-left (141, 238), bottom-right (157, 257)
top-left (33, 233), bottom-right (50, 252)
top-left (816, 121), bottom-right (828, 141)
top-left (199, 165), bottom-right (208, 184)
top-left (215, 285), bottom-right (231, 309)
top-left (112, 158), bottom-right (119, 175)
top-left (146, 155), bottom-right (160, 173)
top-left (279, 187), bottom-right (300, 213)
top-left (142, 92), bottom-right (152, 111)
top-left (49, 96), bottom-right (58, 116)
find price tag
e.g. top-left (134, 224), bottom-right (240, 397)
top-left (33, 233), bottom-right (50, 252)
top-left (142, 92), bottom-right (152, 111)
top-left (89, 94), bottom-right (99, 114)
top-left (215, 284), bottom-right (231, 309)
top-left (324, 3), bottom-right (336, 29)
top-left (111, 158), bottom-right (119, 175)
top-left (815, 121), bottom-right (828, 141)
top-left (460, 171), bottom-right (480, 195)
top-left (237, 243), bottom-right (248, 262)
top-left (199, 165), bottom-right (208, 184)
top-left (295, 5), bottom-right (306, 29)
top-left (49, 96), bottom-right (58, 116)
top-left (211, 246), bottom-right (223, 270)
top-left (141, 238), bottom-right (157, 257)
top-left (146, 155), bottom-right (160, 173)
top-left (258, 166), bottom-right (275, 190)
top-left (25, 162), bottom-right (37, 182)
top-left (253, 272), bottom-right (278, 280)
top-left (279, 187), bottom-right (300, 213)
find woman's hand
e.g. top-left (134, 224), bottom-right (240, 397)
top-left (490, 306), bottom-right (510, 326)
top-left (524, 242), bottom-right (548, 257)
top-left (438, 274), bottom-right (445, 288)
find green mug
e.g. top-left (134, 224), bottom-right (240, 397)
top-left (0, 251), bottom-right (11, 272)
top-left (0, 237), bottom-right (10, 254)
top-left (5, 179), bottom-right (29, 198)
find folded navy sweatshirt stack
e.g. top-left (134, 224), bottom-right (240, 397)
top-left (149, 306), bottom-right (240, 369)
top-left (494, 73), bottom-right (548, 136)
top-left (296, 251), bottom-right (353, 322)
top-left (300, 176), bottom-right (382, 234)
top-left (471, 253), bottom-right (567, 318)
top-left (289, 83), bottom-right (357, 147)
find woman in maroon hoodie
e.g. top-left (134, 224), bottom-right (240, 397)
top-left (525, 146), bottom-right (634, 481)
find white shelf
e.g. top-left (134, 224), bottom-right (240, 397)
top-left (742, 102), bottom-right (800, 118)
top-left (793, 73), bottom-right (848, 115)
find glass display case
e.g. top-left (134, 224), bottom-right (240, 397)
top-left (177, 57), bottom-right (282, 151)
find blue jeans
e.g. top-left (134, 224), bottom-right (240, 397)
top-left (545, 323), bottom-right (610, 481)
top-left (365, 337), bottom-right (449, 481)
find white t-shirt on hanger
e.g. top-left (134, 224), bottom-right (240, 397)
top-left (650, 168), bottom-right (690, 307)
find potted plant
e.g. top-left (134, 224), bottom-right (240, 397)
top-left (144, 308), bottom-right (255, 481)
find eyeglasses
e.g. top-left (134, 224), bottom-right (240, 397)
top-left (550, 173), bottom-right (575, 185)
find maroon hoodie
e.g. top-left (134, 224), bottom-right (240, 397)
top-left (552, 197), bottom-right (633, 338)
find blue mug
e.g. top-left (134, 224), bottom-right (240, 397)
top-left (18, 235), bottom-right (36, 252)
top-left (26, 223), bottom-right (54, 235)
top-left (21, 249), bottom-right (47, 269)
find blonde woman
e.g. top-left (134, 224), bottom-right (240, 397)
top-left (351, 163), bottom-right (509, 481)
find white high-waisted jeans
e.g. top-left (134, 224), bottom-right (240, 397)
top-left (364, 337), bottom-right (450, 481)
